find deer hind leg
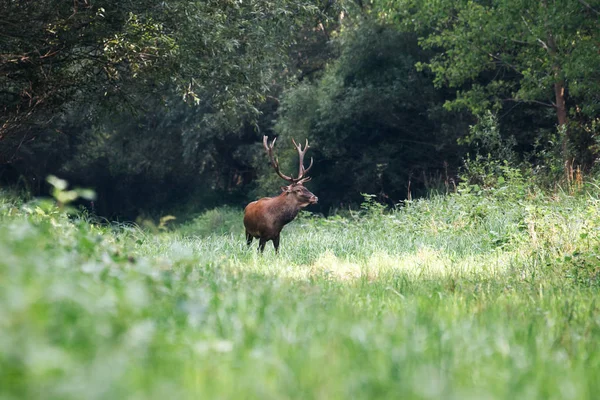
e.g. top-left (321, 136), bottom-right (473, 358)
top-left (272, 235), bottom-right (280, 254)
top-left (245, 231), bottom-right (253, 247)
top-left (258, 237), bottom-right (267, 253)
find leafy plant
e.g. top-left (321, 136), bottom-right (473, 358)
top-left (46, 175), bottom-right (96, 208)
top-left (4, 176), bottom-right (600, 398)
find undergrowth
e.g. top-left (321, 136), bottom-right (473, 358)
top-left (2, 174), bottom-right (600, 399)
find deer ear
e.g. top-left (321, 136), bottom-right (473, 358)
top-left (281, 186), bottom-right (290, 193)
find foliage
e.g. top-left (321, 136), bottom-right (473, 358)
top-left (46, 175), bottom-right (96, 208)
top-left (4, 180), bottom-right (600, 398)
top-left (56, 92), bottom-right (256, 217)
top-left (376, 0), bottom-right (600, 112)
top-left (460, 111), bottom-right (516, 162)
top-left (269, 21), bottom-right (469, 209)
top-left (375, 0), bottom-right (600, 164)
top-left (3, 0), bottom-right (600, 219)
top-left (0, 0), bottom-right (322, 190)
top-left (1, 1), bottom-right (175, 161)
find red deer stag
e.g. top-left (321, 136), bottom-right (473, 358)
top-left (243, 136), bottom-right (318, 253)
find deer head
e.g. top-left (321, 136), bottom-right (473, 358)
top-left (263, 135), bottom-right (318, 205)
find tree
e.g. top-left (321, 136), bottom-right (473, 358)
top-left (375, 0), bottom-right (600, 163)
top-left (1, 0), bottom-right (320, 164)
top-left (269, 21), bottom-right (468, 210)
top-left (3, 0), bottom-right (355, 215)
top-left (1, 1), bottom-right (175, 163)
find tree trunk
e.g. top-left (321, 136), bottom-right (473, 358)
top-left (546, 28), bottom-right (569, 163)
top-left (554, 76), bottom-right (568, 155)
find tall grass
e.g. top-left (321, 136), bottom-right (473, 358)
top-left (1, 180), bottom-right (600, 399)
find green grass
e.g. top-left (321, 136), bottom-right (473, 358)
top-left (2, 182), bottom-right (600, 399)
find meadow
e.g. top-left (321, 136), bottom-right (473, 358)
top-left (2, 175), bottom-right (600, 399)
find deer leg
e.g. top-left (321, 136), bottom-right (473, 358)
top-left (258, 238), bottom-right (267, 253)
top-left (246, 231), bottom-right (253, 247)
top-left (273, 235), bottom-right (280, 254)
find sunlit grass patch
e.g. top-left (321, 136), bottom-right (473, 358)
top-left (248, 243), bottom-right (537, 285)
top-left (309, 250), bottom-right (363, 280)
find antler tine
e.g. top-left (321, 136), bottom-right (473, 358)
top-left (263, 135), bottom-right (294, 182)
top-left (292, 138), bottom-right (313, 181)
top-left (303, 156), bottom-right (314, 177)
top-left (296, 176), bottom-right (312, 185)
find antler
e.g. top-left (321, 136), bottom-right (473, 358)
top-left (292, 138), bottom-right (313, 183)
top-left (262, 136), bottom-right (313, 184)
top-left (263, 136), bottom-right (294, 182)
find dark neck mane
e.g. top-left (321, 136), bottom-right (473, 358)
top-left (272, 193), bottom-right (301, 227)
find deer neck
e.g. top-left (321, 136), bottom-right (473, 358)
top-left (273, 193), bottom-right (301, 226)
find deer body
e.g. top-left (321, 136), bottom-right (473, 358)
top-left (244, 136), bottom-right (317, 253)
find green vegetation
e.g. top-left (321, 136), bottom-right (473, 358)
top-left (3, 1), bottom-right (599, 217)
top-left (3, 2), bottom-right (600, 396)
top-left (273, 21), bottom-right (468, 206)
top-left (0, 0), bottom-right (329, 216)
top-left (3, 171), bottom-right (600, 398)
top-left (375, 0), bottom-right (600, 162)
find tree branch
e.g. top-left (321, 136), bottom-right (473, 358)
top-left (521, 16), bottom-right (549, 51)
top-left (504, 98), bottom-right (555, 108)
top-left (578, 0), bottom-right (600, 16)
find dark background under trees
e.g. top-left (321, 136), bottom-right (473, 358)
top-left (2, 0), bottom-right (599, 219)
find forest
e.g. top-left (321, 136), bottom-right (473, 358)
top-left (2, 0), bottom-right (598, 217)
top-left (2, 1), bottom-right (600, 399)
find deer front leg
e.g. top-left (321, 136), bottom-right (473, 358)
top-left (258, 237), bottom-right (267, 253)
top-left (272, 235), bottom-right (280, 254)
top-left (246, 231), bottom-right (253, 247)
